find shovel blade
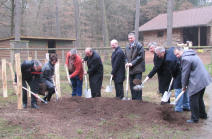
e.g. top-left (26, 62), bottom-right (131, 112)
top-left (84, 89), bottom-right (92, 98)
top-left (161, 91), bottom-right (171, 102)
top-left (105, 86), bottom-right (112, 93)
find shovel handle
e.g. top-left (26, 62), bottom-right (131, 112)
top-left (109, 75), bottom-right (113, 86)
top-left (173, 90), bottom-right (185, 104)
top-left (167, 78), bottom-right (174, 92)
top-left (22, 86), bottom-right (47, 104)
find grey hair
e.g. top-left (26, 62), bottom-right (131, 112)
top-left (70, 48), bottom-right (77, 55)
top-left (110, 39), bottom-right (118, 45)
top-left (85, 47), bottom-right (93, 52)
top-left (33, 60), bottom-right (42, 67)
top-left (155, 46), bottom-right (165, 54)
top-left (174, 46), bottom-right (184, 51)
top-left (148, 42), bottom-right (158, 48)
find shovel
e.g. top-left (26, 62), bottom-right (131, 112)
top-left (65, 65), bottom-right (73, 88)
top-left (161, 78), bottom-right (174, 103)
top-left (83, 62), bottom-right (91, 98)
top-left (122, 66), bottom-right (130, 100)
top-left (133, 76), bottom-right (149, 90)
top-left (170, 90), bottom-right (185, 105)
top-left (22, 86), bottom-right (48, 104)
top-left (105, 75), bottom-right (113, 93)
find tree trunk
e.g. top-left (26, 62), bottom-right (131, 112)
top-left (135, 0), bottom-right (140, 42)
top-left (11, 0), bottom-right (15, 36)
top-left (167, 0), bottom-right (173, 47)
top-left (101, 0), bottom-right (109, 47)
top-left (55, 0), bottom-right (61, 37)
top-left (14, 0), bottom-right (22, 41)
top-left (73, 0), bottom-right (81, 47)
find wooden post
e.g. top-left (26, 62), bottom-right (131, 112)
top-left (35, 50), bottom-right (38, 60)
top-left (15, 53), bottom-right (23, 109)
top-left (1, 59), bottom-right (8, 98)
top-left (8, 62), bottom-right (17, 94)
top-left (55, 60), bottom-right (61, 98)
top-left (28, 57), bottom-right (32, 98)
top-left (62, 50), bottom-right (65, 64)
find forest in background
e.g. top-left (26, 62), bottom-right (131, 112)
top-left (0, 0), bottom-right (212, 47)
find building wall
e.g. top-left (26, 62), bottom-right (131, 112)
top-left (209, 26), bottom-right (212, 46)
top-left (142, 29), bottom-right (183, 47)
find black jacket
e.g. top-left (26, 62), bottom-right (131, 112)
top-left (165, 47), bottom-right (182, 89)
top-left (111, 46), bottom-right (125, 83)
top-left (125, 42), bottom-right (145, 75)
top-left (21, 60), bottom-right (41, 82)
top-left (41, 61), bottom-right (55, 84)
top-left (84, 51), bottom-right (103, 77)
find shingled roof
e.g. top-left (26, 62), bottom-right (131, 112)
top-left (139, 6), bottom-right (212, 32)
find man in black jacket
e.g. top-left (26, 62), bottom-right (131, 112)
top-left (84, 47), bottom-right (103, 97)
top-left (111, 39), bottom-right (125, 99)
top-left (42, 53), bottom-right (58, 102)
top-left (125, 32), bottom-right (145, 100)
top-left (17, 60), bottom-right (42, 109)
top-left (146, 42), bottom-right (172, 95)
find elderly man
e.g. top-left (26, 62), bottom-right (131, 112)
top-left (155, 47), bottom-right (190, 111)
top-left (15, 60), bottom-right (42, 109)
top-left (174, 47), bottom-right (211, 123)
top-left (145, 42), bottom-right (172, 95)
top-left (84, 47), bottom-right (103, 97)
top-left (65, 48), bottom-right (83, 96)
top-left (111, 39), bottom-right (125, 99)
top-left (125, 32), bottom-right (145, 100)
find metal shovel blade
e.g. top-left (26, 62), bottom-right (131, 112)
top-left (161, 91), bottom-right (172, 102)
top-left (105, 85), bottom-right (112, 93)
top-left (84, 88), bottom-right (92, 98)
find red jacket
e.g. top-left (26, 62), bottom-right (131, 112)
top-left (65, 52), bottom-right (84, 80)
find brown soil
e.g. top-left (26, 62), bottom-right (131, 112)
top-left (0, 96), bottom-right (195, 138)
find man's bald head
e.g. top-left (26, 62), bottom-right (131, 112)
top-left (110, 39), bottom-right (118, 49)
top-left (85, 47), bottom-right (93, 57)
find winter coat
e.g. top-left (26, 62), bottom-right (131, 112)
top-left (165, 47), bottom-right (182, 89)
top-left (181, 50), bottom-right (211, 97)
top-left (41, 61), bottom-right (55, 88)
top-left (111, 46), bottom-right (125, 83)
top-left (125, 42), bottom-right (145, 75)
top-left (147, 52), bottom-right (172, 93)
top-left (65, 52), bottom-right (84, 80)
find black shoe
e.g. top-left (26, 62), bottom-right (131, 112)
top-left (23, 104), bottom-right (27, 109)
top-left (31, 104), bottom-right (39, 109)
top-left (183, 108), bottom-right (191, 111)
top-left (186, 119), bottom-right (198, 123)
top-left (200, 116), bottom-right (208, 119)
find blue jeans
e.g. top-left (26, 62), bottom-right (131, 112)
top-left (175, 89), bottom-right (190, 112)
top-left (71, 76), bottom-right (83, 96)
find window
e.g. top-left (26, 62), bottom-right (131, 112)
top-left (157, 31), bottom-right (164, 37)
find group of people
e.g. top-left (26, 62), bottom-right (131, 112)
top-left (17, 32), bottom-right (211, 124)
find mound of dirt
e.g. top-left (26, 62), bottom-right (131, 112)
top-left (0, 96), bottom-right (192, 137)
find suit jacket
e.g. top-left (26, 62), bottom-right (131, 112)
top-left (111, 46), bottom-right (125, 83)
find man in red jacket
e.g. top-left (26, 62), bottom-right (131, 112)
top-left (65, 48), bottom-right (84, 96)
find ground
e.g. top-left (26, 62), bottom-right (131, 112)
top-left (0, 94), bottom-right (202, 139)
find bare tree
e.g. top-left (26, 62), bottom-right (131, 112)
top-left (135, 0), bottom-right (140, 42)
top-left (101, 0), bottom-right (109, 47)
top-left (73, 0), bottom-right (80, 47)
top-left (14, 0), bottom-right (22, 40)
top-left (55, 0), bottom-right (61, 37)
top-left (167, 0), bottom-right (173, 47)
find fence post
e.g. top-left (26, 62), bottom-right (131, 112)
top-left (1, 59), bottom-right (8, 98)
top-left (55, 60), bottom-right (61, 98)
top-left (15, 53), bottom-right (23, 109)
top-left (8, 62), bottom-right (17, 94)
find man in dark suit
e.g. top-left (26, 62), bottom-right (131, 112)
top-left (125, 32), bottom-right (145, 100)
top-left (110, 39), bottom-right (125, 99)
top-left (84, 47), bottom-right (103, 97)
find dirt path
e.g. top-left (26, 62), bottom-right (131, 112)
top-left (192, 83), bottom-right (212, 139)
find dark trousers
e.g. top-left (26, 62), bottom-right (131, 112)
top-left (89, 74), bottom-right (103, 98)
top-left (44, 80), bottom-right (55, 101)
top-left (190, 88), bottom-right (207, 121)
top-left (22, 80), bottom-right (37, 105)
top-left (129, 73), bottom-right (142, 100)
top-left (114, 82), bottom-right (124, 99)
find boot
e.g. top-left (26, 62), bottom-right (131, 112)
top-left (47, 93), bottom-right (53, 101)
top-left (31, 103), bottom-right (39, 109)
